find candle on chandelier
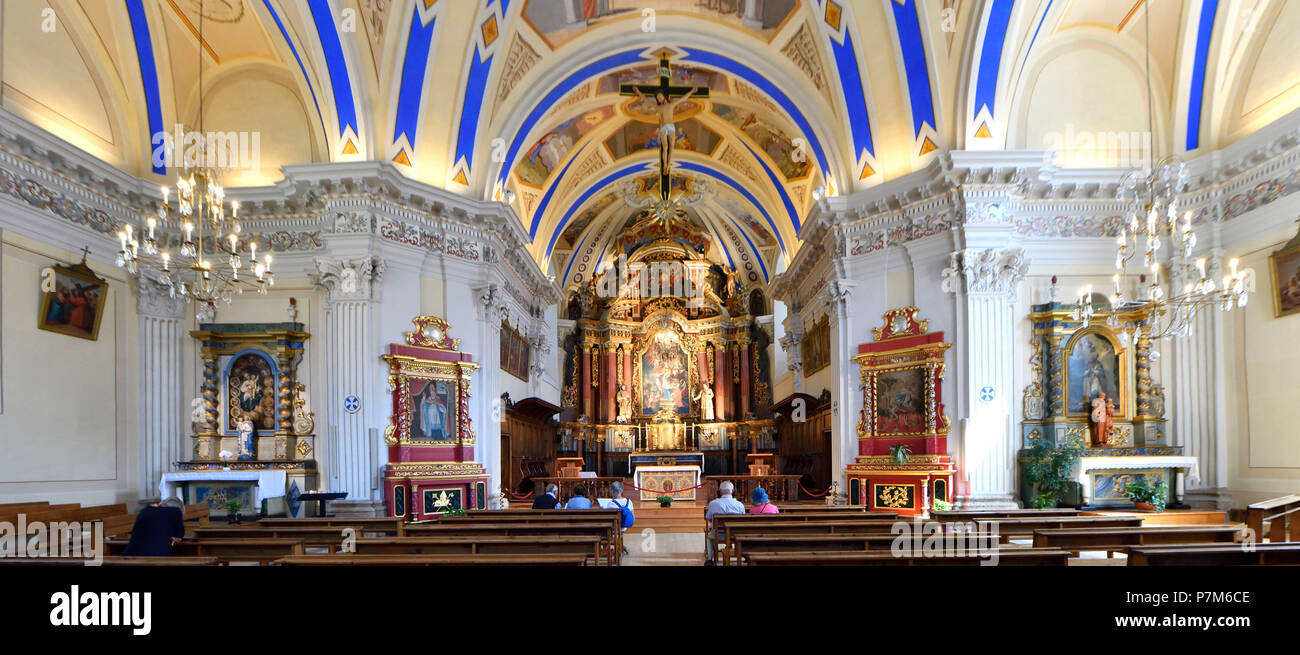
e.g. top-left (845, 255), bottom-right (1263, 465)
top-left (161, 186), bottom-right (169, 205)
top-left (184, 222), bottom-right (194, 242)
top-left (146, 217), bottom-right (156, 239)
top-left (264, 254), bottom-right (272, 272)
top-left (232, 201), bottom-right (239, 219)
top-left (1229, 257), bottom-right (1239, 277)
top-left (1196, 257), bottom-right (1207, 278)
top-left (161, 251), bottom-right (170, 271)
top-left (249, 241), bottom-right (257, 261)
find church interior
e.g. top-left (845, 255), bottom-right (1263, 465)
top-left (3, 0), bottom-right (1300, 571)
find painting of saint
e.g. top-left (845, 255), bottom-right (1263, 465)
top-left (1270, 242), bottom-right (1300, 318)
top-left (226, 353), bottom-right (276, 431)
top-left (411, 379), bottom-right (453, 441)
top-left (38, 263), bottom-right (109, 341)
top-left (1067, 333), bottom-right (1121, 414)
top-left (641, 338), bottom-right (690, 415)
top-left (875, 368), bottom-right (926, 434)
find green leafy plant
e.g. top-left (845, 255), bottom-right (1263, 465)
top-left (931, 498), bottom-right (952, 512)
top-left (1023, 434), bottom-right (1084, 509)
top-left (1123, 478), bottom-right (1169, 512)
top-left (441, 508), bottom-right (467, 518)
top-left (656, 494), bottom-right (674, 506)
top-left (889, 443), bottom-right (913, 466)
top-left (224, 499), bottom-right (242, 515)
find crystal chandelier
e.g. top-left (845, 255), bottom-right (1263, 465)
top-left (115, 0), bottom-right (271, 311)
top-left (1076, 11), bottom-right (1253, 344)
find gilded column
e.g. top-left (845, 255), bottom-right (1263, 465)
top-left (137, 276), bottom-right (187, 499)
top-left (713, 339), bottom-right (729, 421)
top-left (581, 342), bottom-right (594, 420)
top-left (738, 337), bottom-right (752, 418)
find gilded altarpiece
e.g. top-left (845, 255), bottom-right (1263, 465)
top-left (381, 316), bottom-right (487, 521)
top-left (846, 308), bottom-right (955, 516)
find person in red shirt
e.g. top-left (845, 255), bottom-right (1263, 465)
top-left (749, 487), bottom-right (779, 514)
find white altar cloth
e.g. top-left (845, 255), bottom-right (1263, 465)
top-left (158, 470), bottom-right (287, 504)
top-left (1073, 455), bottom-right (1199, 504)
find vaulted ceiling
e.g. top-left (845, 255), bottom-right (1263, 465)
top-left (5, 0), bottom-right (1300, 286)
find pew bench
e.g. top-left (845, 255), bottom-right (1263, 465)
top-left (931, 508), bottom-right (1080, 522)
top-left (1128, 543), bottom-right (1300, 566)
top-left (404, 522), bottom-right (619, 564)
top-left (1245, 495), bottom-right (1300, 543)
top-left (275, 553), bottom-right (589, 566)
top-left (445, 510), bottom-right (623, 556)
top-left (106, 537), bottom-right (305, 565)
top-left (743, 548), bottom-right (1072, 566)
top-left (1032, 525), bottom-right (1242, 556)
top-left (0, 556), bottom-right (221, 566)
top-left (255, 517), bottom-right (404, 535)
top-left (710, 512), bottom-right (898, 561)
top-left (974, 516), bottom-right (1144, 541)
top-left (732, 533), bottom-right (1002, 564)
top-left (349, 535), bottom-right (605, 564)
top-left (720, 520), bottom-right (907, 565)
top-left (192, 527), bottom-right (357, 551)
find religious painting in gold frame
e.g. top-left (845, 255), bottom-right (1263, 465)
top-left (853, 307), bottom-right (951, 440)
top-left (800, 315), bottom-right (830, 375)
top-left (381, 353), bottom-right (477, 446)
top-left (630, 312), bottom-right (701, 417)
top-left (1269, 236), bottom-right (1300, 318)
top-left (500, 319), bottom-right (530, 382)
top-left (37, 261), bottom-right (108, 341)
top-left (1062, 326), bottom-right (1128, 419)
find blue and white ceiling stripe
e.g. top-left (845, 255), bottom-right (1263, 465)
top-left (124, 0), bottom-right (166, 175)
top-left (972, 0), bottom-right (1016, 141)
top-left (819, 0), bottom-right (877, 182)
top-left (451, 0), bottom-right (512, 186)
top-left (1185, 0), bottom-right (1219, 152)
top-left (888, 0), bottom-right (940, 155)
top-left (260, 0), bottom-right (327, 147)
top-left (306, 0), bottom-right (360, 153)
top-left (391, 5), bottom-right (438, 163)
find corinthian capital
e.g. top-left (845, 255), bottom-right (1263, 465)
top-left (473, 284), bottom-right (509, 325)
top-left (311, 257), bottom-right (386, 304)
top-left (941, 248), bottom-right (1029, 301)
top-left (818, 279), bottom-right (855, 321)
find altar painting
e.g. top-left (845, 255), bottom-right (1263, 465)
top-left (226, 352), bottom-right (276, 431)
top-left (641, 338), bottom-right (690, 415)
top-left (1067, 332), bottom-right (1120, 414)
top-left (875, 368), bottom-right (926, 434)
top-left (409, 379), bottom-right (454, 441)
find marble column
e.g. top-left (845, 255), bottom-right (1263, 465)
top-left (1167, 254), bottom-right (1231, 508)
top-left (942, 248), bottom-right (1028, 509)
top-left (602, 343), bottom-right (617, 422)
top-left (581, 343), bottom-right (594, 420)
top-left (136, 277), bottom-right (187, 501)
top-left (312, 257), bottom-right (385, 502)
top-left (713, 339), bottom-right (729, 420)
top-left (473, 284), bottom-right (508, 502)
top-left (738, 337), bottom-right (752, 418)
top-left (779, 312), bottom-right (804, 394)
top-left (819, 280), bottom-right (857, 487)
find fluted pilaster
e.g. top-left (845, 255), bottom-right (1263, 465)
top-left (137, 277), bottom-right (186, 500)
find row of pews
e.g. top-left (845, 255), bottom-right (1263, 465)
top-left (0, 499), bottom-right (211, 566)
top-left (714, 504), bottom-right (1300, 566)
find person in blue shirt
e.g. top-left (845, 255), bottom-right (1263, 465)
top-left (564, 484), bottom-right (592, 509)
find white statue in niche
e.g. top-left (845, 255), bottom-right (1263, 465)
top-left (191, 397), bottom-right (206, 433)
top-left (694, 384), bottom-right (716, 422)
top-left (235, 416), bottom-right (255, 460)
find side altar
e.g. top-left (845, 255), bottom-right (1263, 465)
top-left (846, 308), bottom-right (956, 516)
top-left (381, 316), bottom-right (488, 521)
top-left (1020, 302), bottom-right (1196, 508)
top-left (171, 319), bottom-right (319, 517)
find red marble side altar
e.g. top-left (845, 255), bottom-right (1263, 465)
top-left (381, 316), bottom-right (488, 521)
top-left (846, 307), bottom-right (956, 516)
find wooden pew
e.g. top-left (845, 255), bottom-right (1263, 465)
top-left (192, 527), bottom-right (356, 551)
top-left (732, 533), bottom-right (1002, 564)
top-left (1128, 543), bottom-right (1300, 566)
top-left (105, 537), bottom-right (304, 565)
top-left (255, 517), bottom-right (404, 535)
top-left (744, 549), bottom-right (1072, 566)
top-left (0, 556), bottom-right (220, 566)
top-left (349, 536), bottom-right (605, 564)
top-left (975, 516), bottom-right (1144, 541)
top-left (276, 553), bottom-right (589, 566)
top-left (450, 509), bottom-right (623, 556)
top-left (1245, 495), bottom-right (1300, 543)
top-left (404, 522), bottom-right (619, 564)
top-left (711, 512), bottom-right (898, 561)
top-left (717, 515), bottom-right (902, 565)
top-left (932, 508), bottom-right (1080, 522)
top-left (183, 503), bottom-right (211, 526)
top-left (0, 502), bottom-right (51, 512)
top-left (100, 515), bottom-right (137, 538)
top-left (0, 504), bottom-right (80, 522)
top-left (1032, 525), bottom-right (1242, 556)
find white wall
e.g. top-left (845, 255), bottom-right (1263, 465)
top-left (0, 230), bottom-right (139, 505)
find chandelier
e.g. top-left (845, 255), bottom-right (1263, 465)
top-left (1075, 10), bottom-right (1252, 345)
top-left (115, 0), bottom-right (271, 312)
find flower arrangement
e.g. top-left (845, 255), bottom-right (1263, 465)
top-left (889, 443), bottom-right (913, 466)
top-left (656, 494), bottom-right (674, 507)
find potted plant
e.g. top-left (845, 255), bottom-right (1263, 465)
top-left (1123, 478), bottom-right (1169, 512)
top-left (441, 508), bottom-right (467, 518)
top-left (656, 494), bottom-right (674, 508)
top-left (224, 498), bottom-right (242, 524)
top-left (1022, 434), bottom-right (1085, 508)
top-left (889, 443), bottom-right (913, 466)
top-left (931, 498), bottom-right (952, 512)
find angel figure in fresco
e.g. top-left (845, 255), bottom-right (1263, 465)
top-left (634, 86), bottom-right (698, 175)
top-left (694, 384), bottom-right (716, 422)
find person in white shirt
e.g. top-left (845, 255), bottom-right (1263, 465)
top-left (704, 481), bottom-right (745, 565)
top-left (597, 481), bottom-right (635, 555)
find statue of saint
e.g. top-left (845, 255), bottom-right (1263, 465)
top-left (235, 416), bottom-right (255, 460)
top-left (694, 384), bottom-right (716, 422)
top-left (1089, 392), bottom-right (1114, 447)
top-left (616, 383), bottom-right (631, 423)
top-left (634, 86), bottom-right (698, 175)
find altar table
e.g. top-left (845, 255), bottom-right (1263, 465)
top-left (1073, 455), bottom-right (1199, 507)
top-left (635, 465), bottom-right (702, 502)
top-left (159, 470), bottom-right (288, 504)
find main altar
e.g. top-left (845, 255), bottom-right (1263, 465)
top-left (555, 191), bottom-right (776, 483)
top-left (1020, 302), bottom-right (1196, 508)
top-left (845, 308), bottom-right (956, 516)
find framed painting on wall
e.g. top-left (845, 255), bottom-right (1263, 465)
top-left (874, 367), bottom-right (927, 435)
top-left (410, 378), bottom-right (455, 441)
top-left (1064, 328), bottom-right (1124, 416)
top-left (801, 316), bottom-right (830, 375)
top-left (1269, 237), bottom-right (1300, 318)
top-left (37, 260), bottom-right (108, 341)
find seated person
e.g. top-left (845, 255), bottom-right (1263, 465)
top-left (704, 481), bottom-right (745, 565)
top-left (121, 498), bottom-right (186, 556)
top-left (749, 487), bottom-right (779, 514)
top-left (564, 484), bottom-right (592, 509)
top-left (532, 483), bottom-right (561, 509)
